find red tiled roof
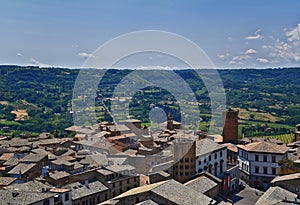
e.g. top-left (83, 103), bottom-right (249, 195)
top-left (0, 153), bottom-right (14, 161)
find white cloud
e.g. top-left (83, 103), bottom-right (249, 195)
top-left (228, 60), bottom-right (237, 65)
top-left (133, 66), bottom-right (183, 70)
top-left (232, 55), bottom-right (251, 61)
top-left (217, 53), bottom-right (230, 61)
top-left (221, 23), bottom-right (300, 67)
top-left (228, 60), bottom-right (243, 66)
top-left (262, 45), bottom-right (271, 49)
top-left (29, 58), bottom-right (50, 67)
top-left (266, 39), bottom-right (300, 62)
top-left (78, 52), bottom-right (95, 59)
top-left (17, 53), bottom-right (23, 57)
top-left (218, 54), bottom-right (226, 60)
top-left (260, 23), bottom-right (300, 64)
top-left (244, 49), bottom-right (257, 55)
top-left (225, 53), bottom-right (251, 66)
top-left (245, 29), bottom-right (263, 40)
top-left (286, 23), bottom-right (300, 42)
top-left (256, 58), bottom-right (269, 64)
top-left (29, 58), bottom-right (40, 65)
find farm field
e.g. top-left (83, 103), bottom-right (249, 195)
top-left (249, 133), bottom-right (294, 144)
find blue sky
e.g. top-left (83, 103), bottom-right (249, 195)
top-left (1, 0), bottom-right (300, 68)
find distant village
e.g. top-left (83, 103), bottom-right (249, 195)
top-left (0, 108), bottom-right (300, 204)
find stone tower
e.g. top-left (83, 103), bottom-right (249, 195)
top-left (222, 108), bottom-right (239, 144)
top-left (167, 112), bottom-right (174, 130)
top-left (172, 138), bottom-right (196, 183)
top-left (294, 124), bottom-right (300, 142)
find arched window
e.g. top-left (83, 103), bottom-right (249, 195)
top-left (214, 162), bottom-right (218, 175)
top-left (208, 164), bottom-right (213, 173)
top-left (220, 160), bottom-right (224, 173)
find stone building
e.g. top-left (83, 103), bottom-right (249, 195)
top-left (0, 189), bottom-right (56, 205)
top-left (5, 180), bottom-right (72, 205)
top-left (255, 186), bottom-right (297, 205)
top-left (97, 164), bottom-right (140, 198)
top-left (149, 171), bottom-right (171, 184)
top-left (184, 172), bottom-right (222, 199)
top-left (64, 180), bottom-right (109, 205)
top-left (172, 138), bottom-right (196, 183)
top-left (100, 179), bottom-right (216, 205)
top-left (271, 173), bottom-right (300, 194)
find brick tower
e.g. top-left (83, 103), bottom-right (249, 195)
top-left (222, 108), bottom-right (239, 144)
top-left (294, 124), bottom-right (300, 142)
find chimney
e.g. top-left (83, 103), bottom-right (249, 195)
top-left (84, 179), bottom-right (89, 187)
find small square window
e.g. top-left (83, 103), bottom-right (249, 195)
top-left (272, 168), bottom-right (276, 175)
top-left (272, 156), bottom-right (276, 163)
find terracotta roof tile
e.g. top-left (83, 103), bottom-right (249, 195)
top-left (237, 141), bottom-right (288, 154)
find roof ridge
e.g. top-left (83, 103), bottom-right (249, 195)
top-left (152, 179), bottom-right (170, 189)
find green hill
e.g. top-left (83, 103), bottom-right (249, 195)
top-left (0, 65), bottom-right (299, 137)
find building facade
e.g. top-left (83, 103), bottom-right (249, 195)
top-left (195, 138), bottom-right (227, 178)
top-left (172, 138), bottom-right (196, 183)
top-left (97, 165), bottom-right (140, 198)
top-left (237, 141), bottom-right (288, 190)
